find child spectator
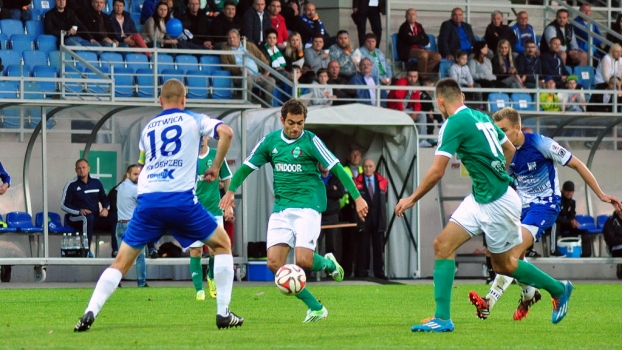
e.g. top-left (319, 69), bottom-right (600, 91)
top-left (308, 68), bottom-right (335, 105)
top-left (449, 50), bottom-right (483, 110)
top-left (539, 76), bottom-right (561, 112)
top-left (559, 75), bottom-right (586, 112)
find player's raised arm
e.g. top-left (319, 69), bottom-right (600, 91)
top-left (395, 155), bottom-right (449, 217)
top-left (566, 156), bottom-right (622, 210)
top-left (205, 123), bottom-right (233, 182)
top-left (329, 163), bottom-right (368, 221)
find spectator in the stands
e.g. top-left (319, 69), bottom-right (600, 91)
top-left (308, 68), bottom-right (336, 105)
top-left (178, 0), bottom-right (214, 49)
top-left (539, 76), bottom-right (561, 112)
top-left (450, 50), bottom-right (483, 108)
top-left (515, 39), bottom-right (541, 88)
top-left (282, 0), bottom-right (300, 31)
top-left (540, 37), bottom-right (568, 88)
top-left (468, 41), bottom-right (502, 95)
top-left (511, 11), bottom-right (537, 55)
top-left (4, 0), bottom-right (32, 22)
top-left (268, 0), bottom-right (288, 49)
top-left (587, 77), bottom-right (622, 113)
top-left (242, 0), bottom-right (270, 46)
top-left (603, 207), bottom-right (622, 277)
top-left (292, 1), bottom-right (329, 48)
top-left (84, 0), bottom-right (121, 48)
top-left (329, 30), bottom-right (359, 79)
top-left (327, 60), bottom-right (356, 105)
top-left (386, 66), bottom-right (421, 117)
top-left (220, 28), bottom-right (274, 105)
top-left (438, 7), bottom-right (475, 60)
top-left (594, 44), bottom-right (622, 88)
top-left (573, 4), bottom-right (602, 57)
top-left (359, 33), bottom-right (391, 85)
top-left (111, 0), bottom-right (150, 55)
top-left (141, 0), bottom-right (158, 24)
top-left (559, 75), bottom-right (586, 112)
top-left (606, 14), bottom-right (622, 52)
top-left (44, 0), bottom-right (101, 48)
top-left (540, 9), bottom-right (588, 66)
top-left (141, 1), bottom-right (179, 48)
top-left (349, 58), bottom-right (384, 106)
top-left (204, 0), bottom-right (238, 13)
top-left (352, 0), bottom-right (384, 48)
top-left (396, 8), bottom-right (441, 79)
top-left (305, 34), bottom-right (329, 73)
top-left (210, 0), bottom-right (241, 47)
top-left (492, 39), bottom-right (523, 88)
top-left (262, 27), bottom-right (287, 77)
top-left (484, 10), bottom-right (516, 59)
top-left (284, 31), bottom-right (305, 69)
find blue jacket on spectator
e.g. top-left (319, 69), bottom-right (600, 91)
top-left (359, 46), bottom-right (392, 82)
top-left (61, 175), bottom-right (109, 216)
top-left (110, 11), bottom-right (139, 42)
top-left (510, 22), bottom-right (536, 54)
top-left (573, 15), bottom-right (602, 55)
top-left (0, 161), bottom-right (10, 187)
top-left (140, 0), bottom-right (158, 25)
top-left (349, 73), bottom-right (387, 106)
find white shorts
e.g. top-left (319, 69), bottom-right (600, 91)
top-left (266, 208), bottom-right (321, 250)
top-left (449, 187), bottom-right (523, 254)
top-left (188, 216), bottom-right (224, 249)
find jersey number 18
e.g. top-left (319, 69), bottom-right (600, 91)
top-left (147, 125), bottom-right (182, 161)
top-left (476, 122), bottom-right (503, 157)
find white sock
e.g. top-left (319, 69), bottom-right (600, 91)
top-left (519, 283), bottom-right (537, 301)
top-left (86, 268), bottom-right (122, 317)
top-left (485, 274), bottom-right (513, 310)
top-left (214, 254), bottom-right (234, 316)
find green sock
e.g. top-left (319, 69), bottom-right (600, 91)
top-left (310, 253), bottom-right (336, 272)
top-left (189, 257), bottom-right (203, 292)
top-left (433, 259), bottom-right (455, 320)
top-left (207, 255), bottom-right (214, 280)
top-left (295, 287), bottom-right (323, 311)
top-left (512, 260), bottom-right (564, 298)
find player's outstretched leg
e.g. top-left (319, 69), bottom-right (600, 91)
top-left (213, 254), bottom-right (243, 328)
top-left (74, 267), bottom-right (123, 332)
top-left (514, 283), bottom-right (541, 321)
top-left (323, 253), bottom-right (344, 282)
top-left (412, 259), bottom-right (456, 332)
top-left (551, 280), bottom-right (573, 324)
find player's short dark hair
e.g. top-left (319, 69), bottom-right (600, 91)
top-left (281, 99), bottom-right (307, 119)
top-left (492, 107), bottom-right (522, 127)
top-left (435, 78), bottom-right (462, 102)
top-left (75, 158), bottom-right (89, 167)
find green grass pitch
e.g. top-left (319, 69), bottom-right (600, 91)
top-left (1, 283), bottom-right (621, 349)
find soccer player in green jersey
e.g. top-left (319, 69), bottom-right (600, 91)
top-left (190, 136), bottom-right (234, 300)
top-left (220, 99), bottom-right (368, 323)
top-left (395, 78), bottom-right (573, 332)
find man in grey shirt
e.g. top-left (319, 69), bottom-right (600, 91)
top-left (305, 34), bottom-right (329, 73)
top-left (115, 164), bottom-right (148, 287)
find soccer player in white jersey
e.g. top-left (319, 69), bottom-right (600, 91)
top-left (219, 99), bottom-right (368, 323)
top-left (74, 79), bottom-right (243, 332)
top-left (395, 78), bottom-right (573, 332)
top-left (468, 107), bottom-right (622, 321)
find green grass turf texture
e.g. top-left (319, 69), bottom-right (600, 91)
top-left (1, 283), bottom-right (621, 349)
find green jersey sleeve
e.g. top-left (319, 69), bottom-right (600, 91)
top-left (435, 118), bottom-right (464, 158)
top-left (310, 135), bottom-right (339, 170)
top-left (243, 136), bottom-right (270, 170)
top-left (219, 159), bottom-right (232, 180)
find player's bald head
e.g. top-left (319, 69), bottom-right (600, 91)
top-left (160, 79), bottom-right (186, 105)
top-left (492, 107), bottom-right (522, 127)
top-left (435, 78), bottom-right (463, 102)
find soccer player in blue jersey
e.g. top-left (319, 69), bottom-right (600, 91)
top-left (74, 79), bottom-right (243, 332)
top-left (469, 107), bottom-right (622, 321)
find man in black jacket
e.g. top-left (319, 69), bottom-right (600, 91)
top-left (290, 2), bottom-right (330, 48)
top-left (484, 10), bottom-right (516, 55)
top-left (556, 181), bottom-right (591, 257)
top-left (515, 39), bottom-right (541, 88)
top-left (438, 7), bottom-right (475, 60)
top-left (83, 0), bottom-right (120, 47)
top-left (540, 37), bottom-right (568, 88)
top-left (318, 163), bottom-right (345, 262)
top-left (44, 0), bottom-right (101, 48)
top-left (540, 9), bottom-right (588, 66)
top-left (210, 0), bottom-right (241, 47)
top-left (327, 60), bottom-right (356, 105)
top-left (603, 208), bottom-right (622, 278)
top-left (397, 8), bottom-right (441, 79)
top-left (352, 0), bottom-right (384, 48)
top-left (179, 0), bottom-right (213, 49)
top-left (241, 0), bottom-right (270, 46)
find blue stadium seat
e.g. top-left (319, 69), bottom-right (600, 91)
top-left (23, 50), bottom-right (48, 74)
top-left (64, 71), bottom-right (84, 95)
top-left (35, 212), bottom-right (74, 233)
top-left (136, 68), bottom-right (155, 97)
top-left (0, 81), bottom-right (19, 128)
top-left (86, 66), bottom-right (111, 95)
top-left (25, 20), bottom-right (44, 38)
top-left (425, 34), bottom-right (437, 52)
top-left (575, 214), bottom-right (597, 231)
top-left (75, 51), bottom-right (99, 72)
top-left (132, 0), bottom-right (145, 13)
top-left (175, 54), bottom-right (198, 73)
top-left (160, 68), bottom-right (181, 84)
top-left (0, 33), bottom-right (8, 49)
top-left (0, 19), bottom-right (25, 39)
top-left (574, 65), bottom-right (595, 89)
top-left (112, 67), bottom-right (135, 97)
top-left (155, 53), bottom-right (174, 73)
top-left (511, 93), bottom-right (535, 111)
top-left (23, 82), bottom-right (55, 128)
top-left (5, 64), bottom-right (30, 77)
top-left (5, 211), bottom-right (43, 233)
top-left (199, 55), bottom-right (220, 74)
top-left (211, 70), bottom-right (233, 100)
top-left (106, 0), bottom-right (114, 13)
top-left (100, 52), bottom-right (125, 71)
top-left (488, 92), bottom-right (510, 112)
top-left (596, 214), bottom-right (609, 228)
top-left (389, 33), bottom-right (416, 71)
top-left (126, 53), bottom-right (150, 71)
top-left (10, 34), bottom-right (35, 54)
top-left (130, 12), bottom-right (141, 24)
top-left (0, 213), bottom-right (18, 232)
top-left (186, 70), bottom-right (209, 99)
top-left (0, 50), bottom-right (22, 74)
top-left (36, 34), bottom-right (58, 53)
top-left (33, 65), bottom-right (58, 94)
top-left (439, 60), bottom-right (452, 79)
top-left (48, 50), bottom-right (62, 71)
top-left (32, 0), bottom-right (53, 14)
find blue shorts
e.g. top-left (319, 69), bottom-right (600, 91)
top-left (521, 203), bottom-right (560, 241)
top-left (122, 202), bottom-right (218, 249)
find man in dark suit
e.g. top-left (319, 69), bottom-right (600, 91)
top-left (354, 158), bottom-right (388, 279)
top-left (397, 8), bottom-right (441, 79)
top-left (438, 7), bottom-right (475, 60)
top-left (352, 0), bottom-right (384, 48)
top-left (242, 0), bottom-right (271, 46)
